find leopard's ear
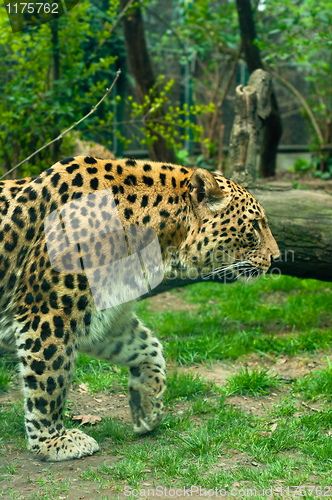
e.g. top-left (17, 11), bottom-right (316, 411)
top-left (190, 168), bottom-right (232, 215)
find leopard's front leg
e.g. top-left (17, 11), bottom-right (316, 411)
top-left (127, 320), bottom-right (166, 434)
top-left (17, 312), bottom-right (99, 461)
top-left (89, 316), bottom-right (166, 434)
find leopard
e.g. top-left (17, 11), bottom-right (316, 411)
top-left (0, 156), bottom-right (279, 461)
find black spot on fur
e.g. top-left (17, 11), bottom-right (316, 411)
top-left (87, 167), bottom-right (98, 174)
top-left (124, 174), bottom-right (137, 186)
top-left (72, 173), bottom-right (83, 187)
top-left (31, 360), bottom-right (46, 375)
top-left (126, 159), bottom-right (136, 167)
top-left (124, 208), bottom-right (133, 219)
top-left (143, 176), bottom-right (153, 186)
top-left (153, 195), bottom-right (162, 207)
top-left (127, 194), bottom-right (137, 203)
top-left (90, 178), bottom-right (99, 190)
top-left (60, 157), bottom-right (75, 165)
top-left (84, 157), bottom-right (97, 164)
top-left (44, 344), bottom-right (57, 360)
top-left (66, 164), bottom-right (79, 174)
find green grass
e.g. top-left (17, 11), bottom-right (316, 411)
top-left (73, 354), bottom-right (128, 393)
top-left (66, 402), bottom-right (332, 489)
top-left (0, 365), bottom-right (11, 392)
top-left (0, 403), bottom-right (26, 451)
top-left (165, 372), bottom-right (213, 402)
top-left (293, 358), bottom-right (332, 400)
top-left (225, 367), bottom-right (280, 396)
top-left (137, 275), bottom-right (332, 363)
top-left (267, 396), bottom-right (298, 417)
top-left (1, 274), bottom-right (332, 496)
top-left (0, 354), bottom-right (16, 392)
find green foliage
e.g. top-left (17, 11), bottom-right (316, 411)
top-left (314, 162), bottom-right (332, 180)
top-left (175, 149), bottom-right (190, 165)
top-left (293, 158), bottom-right (312, 173)
top-left (127, 75), bottom-right (214, 151)
top-left (257, 0), bottom-right (332, 168)
top-left (0, 0), bottom-right (119, 176)
top-left (0, 0), bottom-right (218, 175)
top-left (149, 0), bottom-right (239, 162)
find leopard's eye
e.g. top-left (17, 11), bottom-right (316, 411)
top-left (252, 220), bottom-right (260, 232)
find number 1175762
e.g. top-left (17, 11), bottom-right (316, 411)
top-left (5, 2), bottom-right (59, 14)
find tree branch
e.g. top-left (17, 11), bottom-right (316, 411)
top-left (266, 65), bottom-right (324, 146)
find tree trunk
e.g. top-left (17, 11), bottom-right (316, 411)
top-left (120, 0), bottom-right (176, 163)
top-left (235, 0), bottom-right (282, 178)
top-left (258, 92), bottom-right (282, 177)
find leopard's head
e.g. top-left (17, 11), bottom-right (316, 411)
top-left (175, 168), bottom-right (280, 283)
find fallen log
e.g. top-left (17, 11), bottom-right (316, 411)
top-left (144, 187), bottom-right (332, 299)
top-left (146, 68), bottom-right (332, 295)
top-left (251, 187), bottom-right (332, 282)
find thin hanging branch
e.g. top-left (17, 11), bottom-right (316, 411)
top-left (0, 70), bottom-right (121, 181)
top-left (266, 66), bottom-right (324, 147)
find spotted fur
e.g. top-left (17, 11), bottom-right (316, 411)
top-left (0, 157), bottom-right (279, 461)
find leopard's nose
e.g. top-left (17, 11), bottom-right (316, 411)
top-left (269, 240), bottom-right (280, 261)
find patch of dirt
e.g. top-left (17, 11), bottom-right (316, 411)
top-left (174, 350), bottom-right (327, 387)
top-left (0, 450), bottom-right (121, 499)
top-left (0, 380), bottom-right (132, 424)
top-left (146, 288), bottom-right (198, 313)
top-left (173, 350), bottom-right (330, 419)
top-left (66, 387), bottom-right (131, 424)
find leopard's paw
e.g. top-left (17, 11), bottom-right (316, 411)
top-left (129, 387), bottom-right (164, 434)
top-left (35, 429), bottom-right (99, 462)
